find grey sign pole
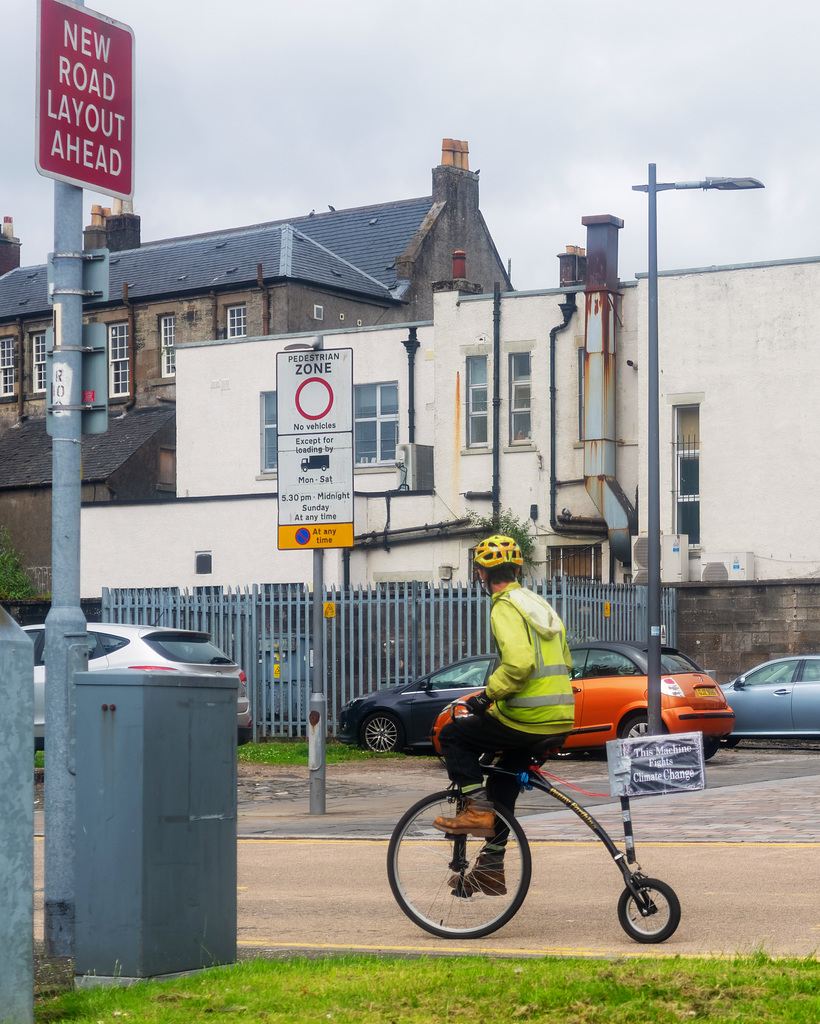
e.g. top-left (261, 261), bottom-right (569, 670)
top-left (44, 178), bottom-right (87, 957)
top-left (309, 547), bottom-right (326, 814)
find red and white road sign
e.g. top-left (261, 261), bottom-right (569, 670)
top-left (36, 0), bottom-right (135, 198)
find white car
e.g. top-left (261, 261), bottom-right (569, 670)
top-left (24, 622), bottom-right (252, 748)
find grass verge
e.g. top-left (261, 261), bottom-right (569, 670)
top-left (237, 741), bottom-right (408, 766)
top-left (36, 953), bottom-right (820, 1023)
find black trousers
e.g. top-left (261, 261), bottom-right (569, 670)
top-left (437, 712), bottom-right (569, 814)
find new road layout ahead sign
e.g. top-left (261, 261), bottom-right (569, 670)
top-left (276, 348), bottom-right (354, 550)
top-left (36, 0), bottom-right (135, 198)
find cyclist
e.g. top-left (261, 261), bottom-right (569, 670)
top-left (433, 534), bottom-right (575, 893)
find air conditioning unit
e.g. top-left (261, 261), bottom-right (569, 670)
top-left (395, 443), bottom-right (434, 491)
top-left (700, 552), bottom-right (754, 582)
top-left (631, 534), bottom-right (689, 585)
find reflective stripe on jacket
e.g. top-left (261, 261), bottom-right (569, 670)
top-left (485, 582), bottom-right (575, 736)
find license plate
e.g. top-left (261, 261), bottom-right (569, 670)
top-left (695, 686), bottom-right (716, 697)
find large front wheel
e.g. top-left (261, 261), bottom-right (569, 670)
top-left (387, 791), bottom-right (531, 939)
top-left (617, 876), bottom-right (681, 943)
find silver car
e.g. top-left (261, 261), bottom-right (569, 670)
top-left (24, 622), bottom-right (252, 748)
top-left (720, 655), bottom-right (820, 743)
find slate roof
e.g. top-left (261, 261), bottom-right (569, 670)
top-left (0, 405), bottom-right (175, 488)
top-left (0, 197), bottom-right (434, 321)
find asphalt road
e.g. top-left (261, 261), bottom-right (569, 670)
top-left (32, 739), bottom-right (820, 968)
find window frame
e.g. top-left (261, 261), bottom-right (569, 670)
top-left (675, 405), bottom-right (700, 545)
top-left (227, 304), bottom-right (247, 338)
top-left (32, 332), bottom-right (47, 393)
top-left (0, 337), bottom-right (15, 397)
top-left (466, 355), bottom-right (488, 447)
top-left (261, 391), bottom-right (278, 473)
top-left (353, 381), bottom-right (399, 465)
top-left (160, 314), bottom-right (176, 377)
top-left (509, 351), bottom-right (532, 443)
top-left (108, 322), bottom-right (130, 396)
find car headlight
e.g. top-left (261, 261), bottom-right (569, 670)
top-left (660, 678), bottom-right (685, 697)
top-left (341, 698), bottom-right (364, 712)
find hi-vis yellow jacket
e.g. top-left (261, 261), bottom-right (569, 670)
top-left (485, 582), bottom-right (575, 736)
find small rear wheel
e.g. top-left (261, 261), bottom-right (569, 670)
top-left (617, 876), bottom-right (680, 943)
top-left (387, 791), bottom-right (531, 939)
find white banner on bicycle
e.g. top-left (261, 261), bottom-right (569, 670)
top-left (606, 732), bottom-right (706, 797)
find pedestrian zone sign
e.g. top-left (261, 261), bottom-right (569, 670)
top-left (276, 348), bottom-right (354, 550)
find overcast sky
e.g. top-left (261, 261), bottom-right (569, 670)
top-left (4, 0), bottom-right (816, 291)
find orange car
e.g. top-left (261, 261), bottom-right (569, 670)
top-left (432, 640), bottom-right (734, 760)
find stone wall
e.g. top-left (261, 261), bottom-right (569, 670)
top-left (675, 580), bottom-right (820, 684)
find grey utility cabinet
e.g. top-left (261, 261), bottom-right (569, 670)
top-left (74, 668), bottom-right (237, 981)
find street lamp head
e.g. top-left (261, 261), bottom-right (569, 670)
top-left (702, 177), bottom-right (765, 191)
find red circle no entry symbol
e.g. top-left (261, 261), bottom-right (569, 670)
top-left (295, 378), bottom-right (334, 420)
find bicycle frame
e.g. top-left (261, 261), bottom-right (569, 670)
top-left (488, 763), bottom-right (656, 910)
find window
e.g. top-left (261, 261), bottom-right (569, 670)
top-left (161, 315), bottom-right (175, 377)
top-left (32, 333), bottom-right (47, 393)
top-left (195, 552), bottom-right (213, 575)
top-left (466, 355), bottom-right (488, 446)
top-left (227, 304), bottom-right (247, 338)
top-left (313, 305), bottom-right (324, 320)
top-left (108, 323), bottom-right (130, 396)
top-left (261, 391), bottom-right (277, 472)
top-left (509, 352), bottom-right (531, 442)
top-left (545, 544), bottom-right (602, 580)
top-left (0, 338), bottom-right (15, 396)
top-left (675, 406), bottom-right (700, 545)
top-left (158, 446), bottom-right (176, 491)
top-left (354, 382), bottom-right (398, 464)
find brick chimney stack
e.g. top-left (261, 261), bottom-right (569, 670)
top-left (557, 245), bottom-right (586, 287)
top-left (0, 217), bottom-right (22, 276)
top-left (106, 198), bottom-right (141, 252)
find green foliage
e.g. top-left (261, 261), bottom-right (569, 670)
top-left (467, 507), bottom-right (536, 569)
top-left (0, 526), bottom-right (36, 600)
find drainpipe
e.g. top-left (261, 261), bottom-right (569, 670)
top-left (257, 264), bottom-right (270, 335)
top-left (492, 282), bottom-right (501, 524)
top-left (581, 215), bottom-right (636, 563)
top-left (549, 292), bottom-right (596, 534)
top-left (122, 282), bottom-right (136, 410)
top-left (15, 318), bottom-right (25, 422)
top-left (401, 327), bottom-right (420, 442)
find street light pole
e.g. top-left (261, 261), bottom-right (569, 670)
top-left (632, 165), bottom-right (764, 736)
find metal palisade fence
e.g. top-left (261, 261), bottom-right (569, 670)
top-left (102, 578), bottom-right (676, 741)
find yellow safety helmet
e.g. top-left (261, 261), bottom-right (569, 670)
top-left (474, 534), bottom-right (523, 568)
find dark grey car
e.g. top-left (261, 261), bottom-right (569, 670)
top-left (336, 655), bottom-right (497, 753)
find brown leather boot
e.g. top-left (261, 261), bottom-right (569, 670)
top-left (432, 798), bottom-right (495, 837)
top-left (449, 853), bottom-right (507, 896)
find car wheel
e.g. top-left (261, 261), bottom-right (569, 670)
top-left (361, 712), bottom-right (405, 753)
top-left (701, 736), bottom-right (720, 760)
top-left (617, 713), bottom-right (650, 740)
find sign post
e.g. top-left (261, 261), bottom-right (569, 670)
top-left (277, 344), bottom-right (354, 813)
top-left (35, 0), bottom-right (134, 956)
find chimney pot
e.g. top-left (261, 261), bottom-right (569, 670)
top-left (452, 250), bottom-right (467, 279)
